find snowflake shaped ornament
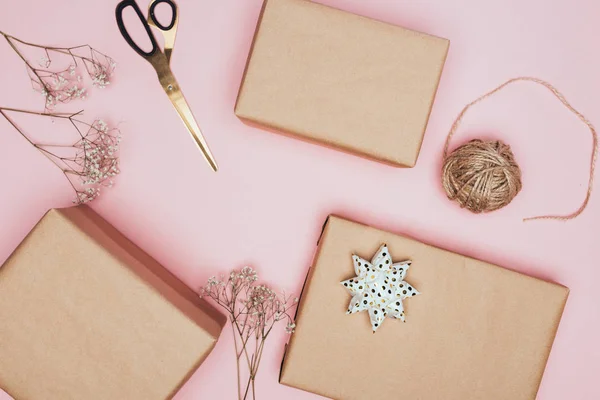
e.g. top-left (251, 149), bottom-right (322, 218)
top-left (341, 244), bottom-right (420, 332)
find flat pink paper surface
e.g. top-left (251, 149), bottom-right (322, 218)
top-left (0, 0), bottom-right (598, 399)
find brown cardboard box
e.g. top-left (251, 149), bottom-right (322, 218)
top-left (235, 0), bottom-right (449, 167)
top-left (280, 216), bottom-right (568, 399)
top-left (0, 206), bottom-right (225, 400)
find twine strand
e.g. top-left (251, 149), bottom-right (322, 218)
top-left (442, 77), bottom-right (598, 221)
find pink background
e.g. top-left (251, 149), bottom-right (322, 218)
top-left (0, 0), bottom-right (599, 399)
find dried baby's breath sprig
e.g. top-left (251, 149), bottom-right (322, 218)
top-left (0, 107), bottom-right (121, 204)
top-left (200, 267), bottom-right (298, 400)
top-left (0, 31), bottom-right (116, 110)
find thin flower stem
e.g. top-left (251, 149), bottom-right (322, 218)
top-left (0, 107), bottom-right (82, 119)
top-left (0, 32), bottom-right (108, 66)
top-left (230, 318), bottom-right (242, 400)
top-left (64, 170), bottom-right (86, 177)
top-left (34, 144), bottom-right (63, 158)
top-left (242, 373), bottom-right (253, 400)
top-left (253, 336), bottom-right (268, 374)
top-left (1, 31), bottom-right (116, 111)
top-left (200, 268), bottom-right (297, 400)
top-left (67, 116), bottom-right (90, 165)
top-left (62, 171), bottom-right (82, 195)
top-left (0, 110), bottom-right (80, 201)
top-left (36, 143), bottom-right (78, 148)
top-left (2, 109), bottom-right (64, 170)
top-left (233, 320), bottom-right (254, 372)
top-left (0, 107), bottom-right (120, 204)
top-left (230, 314), bottom-right (255, 400)
top-left (0, 110), bottom-right (35, 146)
top-left (1, 33), bottom-right (47, 89)
top-left (0, 107), bottom-right (86, 171)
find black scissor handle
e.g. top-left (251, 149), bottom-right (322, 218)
top-left (149, 0), bottom-right (177, 31)
top-left (115, 0), bottom-right (158, 58)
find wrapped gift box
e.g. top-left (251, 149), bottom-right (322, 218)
top-left (280, 216), bottom-right (568, 399)
top-left (0, 206), bottom-right (225, 400)
top-left (235, 0), bottom-right (449, 167)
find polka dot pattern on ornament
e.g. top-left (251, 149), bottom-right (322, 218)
top-left (341, 244), bottom-right (420, 332)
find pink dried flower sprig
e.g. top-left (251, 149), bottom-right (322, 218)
top-left (0, 108), bottom-right (121, 204)
top-left (1, 31), bottom-right (116, 110)
top-left (201, 267), bottom-right (298, 400)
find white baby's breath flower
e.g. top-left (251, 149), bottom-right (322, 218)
top-left (285, 322), bottom-right (296, 334)
top-left (199, 263), bottom-right (298, 399)
top-left (90, 63), bottom-right (114, 89)
top-left (67, 119), bottom-right (121, 204)
top-left (74, 187), bottom-right (100, 204)
top-left (38, 56), bottom-right (51, 68)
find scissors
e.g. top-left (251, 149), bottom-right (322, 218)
top-left (115, 0), bottom-right (218, 172)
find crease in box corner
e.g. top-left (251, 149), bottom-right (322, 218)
top-left (166, 334), bottom-right (224, 400)
top-left (280, 263), bottom-right (312, 383)
top-left (239, 116), bottom-right (411, 168)
top-left (316, 215), bottom-right (331, 246)
top-left (293, 266), bottom-right (312, 323)
top-left (234, 0), bottom-right (272, 116)
top-left (278, 343), bottom-right (289, 383)
top-left (412, 39), bottom-right (450, 168)
top-left (530, 286), bottom-right (571, 399)
top-left (280, 215), bottom-right (333, 385)
top-left (55, 206), bottom-right (226, 338)
top-left (0, 208), bottom-right (55, 276)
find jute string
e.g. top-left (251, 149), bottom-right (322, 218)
top-left (442, 77), bottom-right (598, 221)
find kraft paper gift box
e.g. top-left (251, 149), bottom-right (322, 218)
top-left (235, 0), bottom-right (449, 167)
top-left (280, 216), bottom-right (569, 399)
top-left (0, 206), bottom-right (225, 400)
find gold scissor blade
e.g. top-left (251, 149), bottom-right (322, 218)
top-left (166, 86), bottom-right (218, 172)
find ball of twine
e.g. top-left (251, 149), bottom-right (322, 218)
top-left (442, 139), bottom-right (522, 213)
top-left (441, 77), bottom-right (597, 221)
